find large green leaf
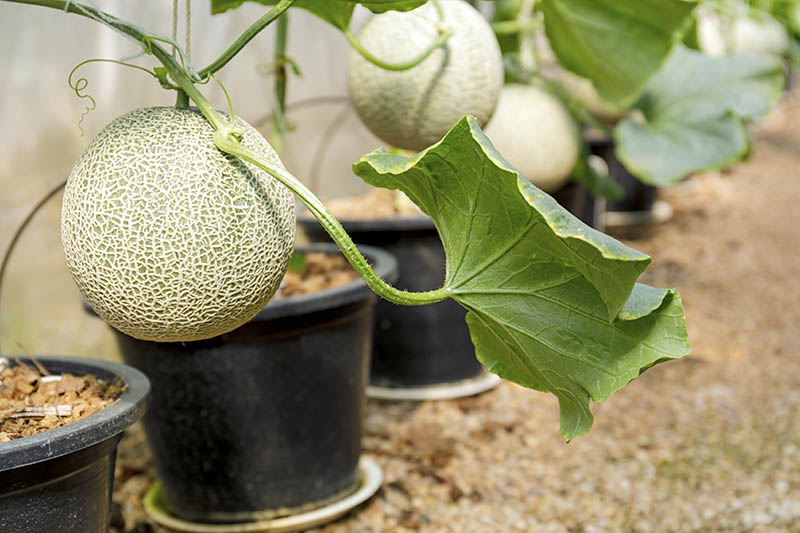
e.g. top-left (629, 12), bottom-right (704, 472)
top-left (615, 46), bottom-right (785, 185)
top-left (211, 0), bottom-right (355, 29)
top-left (211, 0), bottom-right (425, 24)
top-left (541, 0), bottom-right (697, 106)
top-left (354, 116), bottom-right (690, 440)
top-left (339, 0), bottom-right (427, 13)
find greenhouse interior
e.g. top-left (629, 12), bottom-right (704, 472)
top-left (1, 1), bottom-right (799, 532)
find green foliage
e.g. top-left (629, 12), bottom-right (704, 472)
top-left (287, 250), bottom-right (307, 272)
top-left (210, 0), bottom-right (426, 28)
top-left (615, 45), bottom-right (785, 185)
top-left (541, 0), bottom-right (698, 106)
top-left (570, 151), bottom-right (624, 200)
top-left (354, 116), bottom-right (690, 441)
top-left (492, 0), bottom-right (525, 56)
top-left (340, 0), bottom-right (427, 13)
top-left (212, 0), bottom-right (355, 29)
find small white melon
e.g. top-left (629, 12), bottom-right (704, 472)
top-left (484, 84), bottom-right (581, 193)
top-left (730, 14), bottom-right (790, 56)
top-left (347, 0), bottom-right (504, 151)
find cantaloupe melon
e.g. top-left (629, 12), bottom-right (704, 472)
top-left (483, 84), bottom-right (580, 192)
top-left (346, 0), bottom-right (503, 151)
top-left (730, 14), bottom-right (790, 56)
top-left (61, 107), bottom-right (296, 342)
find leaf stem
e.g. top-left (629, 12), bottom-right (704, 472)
top-left (213, 134), bottom-right (451, 306)
top-left (270, 12), bottom-right (289, 155)
top-left (198, 0), bottom-right (297, 78)
top-left (343, 27), bottom-right (453, 72)
top-left (175, 89), bottom-right (190, 109)
top-left (432, 0), bottom-right (445, 19)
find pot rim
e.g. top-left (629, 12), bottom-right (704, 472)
top-left (253, 243), bottom-right (398, 321)
top-left (297, 212), bottom-right (435, 233)
top-left (0, 355), bottom-right (150, 472)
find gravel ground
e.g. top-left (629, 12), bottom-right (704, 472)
top-left (93, 94), bottom-right (800, 532)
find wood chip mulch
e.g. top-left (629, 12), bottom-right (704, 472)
top-left (0, 358), bottom-right (123, 442)
top-left (278, 252), bottom-right (360, 298)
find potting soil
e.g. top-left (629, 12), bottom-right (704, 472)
top-left (279, 252), bottom-right (360, 298)
top-left (0, 359), bottom-right (123, 441)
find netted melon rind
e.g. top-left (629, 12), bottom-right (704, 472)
top-left (347, 0), bottom-right (504, 151)
top-left (61, 107), bottom-right (296, 342)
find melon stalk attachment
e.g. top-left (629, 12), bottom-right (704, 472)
top-left (344, 0), bottom-right (453, 72)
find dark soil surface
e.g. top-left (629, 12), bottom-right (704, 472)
top-left (0, 358), bottom-right (121, 441)
top-left (111, 94), bottom-right (800, 532)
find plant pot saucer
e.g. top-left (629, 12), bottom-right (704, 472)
top-left (142, 457), bottom-right (383, 533)
top-left (367, 371), bottom-right (502, 401)
top-left (603, 200), bottom-right (673, 229)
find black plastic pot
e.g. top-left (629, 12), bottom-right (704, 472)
top-left (300, 216), bottom-right (486, 389)
top-left (0, 356), bottom-right (149, 533)
top-left (106, 243), bottom-right (396, 523)
top-left (589, 137), bottom-right (657, 213)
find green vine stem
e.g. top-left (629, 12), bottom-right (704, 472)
top-left (5, 0), bottom-right (452, 308)
top-left (345, 0), bottom-right (452, 72)
top-left (198, 0), bottom-right (296, 79)
top-left (255, 95), bottom-right (350, 128)
top-left (270, 12), bottom-right (289, 156)
top-left (175, 89), bottom-right (190, 109)
top-left (490, 18), bottom-right (540, 35)
top-left (214, 134), bottom-right (451, 306)
top-left (344, 27), bottom-right (453, 71)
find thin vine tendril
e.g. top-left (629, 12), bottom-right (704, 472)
top-left (210, 73), bottom-right (239, 129)
top-left (68, 58), bottom-right (159, 134)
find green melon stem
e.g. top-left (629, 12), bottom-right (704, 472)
top-left (270, 12), bottom-right (290, 156)
top-left (175, 89), bottom-right (190, 109)
top-left (214, 134), bottom-right (451, 307)
top-left (199, 0), bottom-right (297, 79)
top-left (344, 0), bottom-right (454, 74)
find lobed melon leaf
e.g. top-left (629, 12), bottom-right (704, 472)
top-left (541, 0), bottom-right (697, 107)
top-left (210, 0), bottom-right (426, 29)
top-left (354, 116), bottom-right (690, 440)
top-left (615, 46), bottom-right (786, 185)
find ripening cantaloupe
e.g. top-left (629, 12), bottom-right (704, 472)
top-left (483, 84), bottom-right (581, 193)
top-left (730, 14), bottom-right (790, 56)
top-left (61, 107), bottom-right (296, 342)
top-left (347, 0), bottom-right (504, 151)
